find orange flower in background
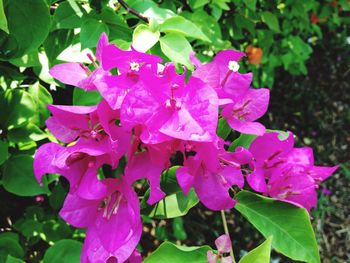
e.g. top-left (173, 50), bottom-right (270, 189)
top-left (245, 45), bottom-right (263, 65)
top-left (330, 0), bottom-right (338, 7)
top-left (310, 14), bottom-right (319, 24)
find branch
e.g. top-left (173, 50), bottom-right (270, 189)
top-left (220, 210), bottom-right (236, 263)
top-left (118, 0), bottom-right (149, 23)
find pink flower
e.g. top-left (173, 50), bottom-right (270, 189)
top-left (176, 140), bottom-right (252, 210)
top-left (248, 132), bottom-right (338, 211)
top-left (60, 178), bottom-right (142, 263)
top-left (101, 44), bottom-right (162, 73)
top-left (193, 50), bottom-right (252, 100)
top-left (121, 64), bottom-right (219, 144)
top-left (207, 234), bottom-right (232, 263)
top-left (221, 88), bottom-right (269, 136)
top-left (49, 32), bottom-right (110, 91)
top-left (193, 50), bottom-right (269, 135)
top-left (94, 44), bottom-right (162, 110)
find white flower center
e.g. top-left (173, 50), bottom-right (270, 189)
top-left (228, 60), bottom-right (240, 72)
top-left (130, 62), bottom-right (140, 72)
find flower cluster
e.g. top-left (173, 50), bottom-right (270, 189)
top-left (247, 132), bottom-right (338, 212)
top-left (34, 33), bottom-right (337, 262)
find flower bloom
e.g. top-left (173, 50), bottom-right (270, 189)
top-left (33, 33), bottom-right (337, 262)
top-left (245, 45), bottom-right (263, 65)
top-left (248, 132), bottom-right (338, 211)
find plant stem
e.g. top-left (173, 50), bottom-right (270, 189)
top-left (220, 210), bottom-right (236, 263)
top-left (118, 0), bottom-right (149, 23)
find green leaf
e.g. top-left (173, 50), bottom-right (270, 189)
top-left (73, 88), bottom-right (102, 106)
top-left (132, 24), bottom-right (160, 52)
top-left (144, 241), bottom-right (211, 263)
top-left (5, 255), bottom-right (25, 263)
top-left (13, 218), bottom-right (43, 240)
top-left (242, 0), bottom-right (257, 12)
top-left (339, 0), bottom-right (350, 11)
top-left (28, 82), bottom-right (53, 127)
top-left (0, 233), bottom-right (24, 262)
top-left (217, 118), bottom-right (231, 140)
top-left (33, 51), bottom-right (58, 86)
top-left (0, 65), bottom-right (25, 81)
top-left (9, 50), bottom-right (40, 68)
top-left (212, 0), bottom-right (230, 10)
top-left (0, 140), bottom-right (8, 165)
top-left (7, 123), bottom-right (47, 143)
top-left (261, 12), bottom-right (280, 32)
top-left (155, 225), bottom-right (169, 241)
top-left (49, 182), bottom-right (67, 210)
top-left (234, 14), bottom-right (256, 36)
top-left (228, 133), bottom-right (257, 151)
top-left (2, 155), bottom-right (49, 196)
top-left (188, 0), bottom-right (209, 9)
top-left (235, 191), bottom-right (320, 263)
top-left (131, 0), bottom-right (175, 23)
top-left (160, 33), bottom-right (194, 70)
top-left (141, 167), bottom-right (199, 219)
top-left (42, 219), bottom-right (72, 243)
top-left (2, 89), bottom-right (37, 129)
top-left (172, 217), bottom-right (187, 240)
top-left (181, 10), bottom-right (228, 48)
top-left (80, 18), bottom-right (109, 50)
top-left (43, 239), bottom-right (82, 263)
top-left (53, 1), bottom-right (83, 29)
top-left (0, 0), bottom-right (50, 59)
top-left (56, 43), bottom-right (92, 63)
top-left (43, 30), bottom-right (75, 63)
top-left (287, 36), bottom-right (312, 60)
top-left (239, 236), bottom-right (272, 263)
top-left (160, 16), bottom-right (210, 42)
top-left (0, 0), bottom-right (9, 33)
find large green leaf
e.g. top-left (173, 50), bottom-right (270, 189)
top-left (235, 191), bottom-right (320, 263)
top-left (132, 24), bottom-right (160, 52)
top-left (239, 236), bottom-right (272, 263)
top-left (160, 33), bottom-right (193, 70)
top-left (2, 155), bottom-right (49, 196)
top-left (261, 12), bottom-right (280, 32)
top-left (43, 239), bottom-right (82, 263)
top-left (1, 89), bottom-right (38, 129)
top-left (0, 0), bottom-right (50, 59)
top-left (141, 167), bottom-right (199, 219)
top-left (53, 1), bottom-right (84, 30)
top-left (144, 241), bottom-right (211, 263)
top-left (80, 18), bottom-right (109, 50)
top-left (160, 16), bottom-right (210, 42)
top-left (0, 0), bottom-right (9, 33)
